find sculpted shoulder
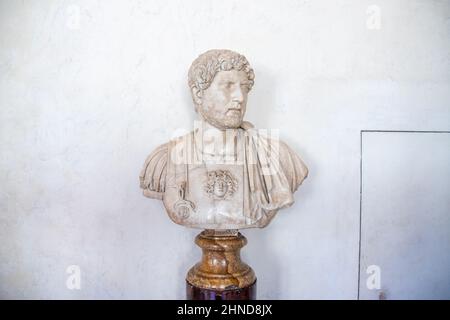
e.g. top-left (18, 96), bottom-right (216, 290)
top-left (276, 139), bottom-right (309, 193)
top-left (139, 142), bottom-right (169, 200)
top-left (245, 125), bottom-right (308, 194)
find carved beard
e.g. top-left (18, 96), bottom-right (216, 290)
top-left (198, 102), bottom-right (244, 129)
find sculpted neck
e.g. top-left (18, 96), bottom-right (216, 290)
top-left (201, 120), bottom-right (225, 132)
top-left (194, 120), bottom-right (240, 158)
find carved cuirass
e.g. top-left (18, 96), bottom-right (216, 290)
top-left (139, 124), bottom-right (309, 229)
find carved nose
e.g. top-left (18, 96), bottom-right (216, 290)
top-left (232, 87), bottom-right (244, 103)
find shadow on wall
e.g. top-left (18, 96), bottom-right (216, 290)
top-left (243, 229), bottom-right (281, 299)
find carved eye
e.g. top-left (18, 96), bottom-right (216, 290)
top-left (240, 83), bottom-right (250, 91)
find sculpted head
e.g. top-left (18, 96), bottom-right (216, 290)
top-left (188, 49), bottom-right (255, 129)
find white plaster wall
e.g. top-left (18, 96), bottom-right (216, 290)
top-left (0, 0), bottom-right (449, 299)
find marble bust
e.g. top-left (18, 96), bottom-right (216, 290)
top-left (139, 49), bottom-right (308, 230)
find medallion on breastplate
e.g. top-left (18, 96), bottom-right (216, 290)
top-left (204, 170), bottom-right (237, 200)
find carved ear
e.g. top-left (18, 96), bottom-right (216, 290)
top-left (191, 86), bottom-right (202, 106)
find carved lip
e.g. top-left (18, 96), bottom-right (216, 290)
top-left (226, 108), bottom-right (241, 115)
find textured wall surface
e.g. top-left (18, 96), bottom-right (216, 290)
top-left (0, 0), bottom-right (449, 299)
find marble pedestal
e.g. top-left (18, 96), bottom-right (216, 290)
top-left (186, 230), bottom-right (256, 300)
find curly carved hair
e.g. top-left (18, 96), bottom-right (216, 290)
top-left (188, 49), bottom-right (255, 103)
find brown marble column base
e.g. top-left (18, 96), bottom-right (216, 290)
top-left (186, 230), bottom-right (257, 300)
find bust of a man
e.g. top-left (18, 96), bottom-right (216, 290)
top-left (140, 49), bottom-right (308, 229)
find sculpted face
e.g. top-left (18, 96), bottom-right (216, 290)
top-left (213, 180), bottom-right (228, 198)
top-left (198, 70), bottom-right (250, 129)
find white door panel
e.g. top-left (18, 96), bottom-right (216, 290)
top-left (359, 131), bottom-right (450, 300)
